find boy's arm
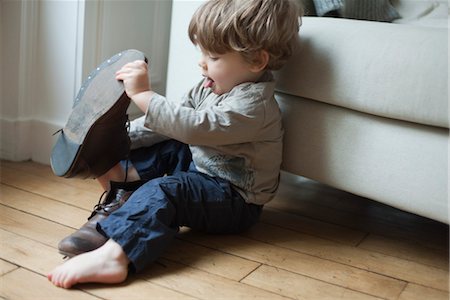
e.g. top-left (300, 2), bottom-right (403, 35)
top-left (116, 61), bottom-right (274, 146)
top-left (130, 90), bottom-right (155, 113)
top-left (145, 90), bottom-right (277, 146)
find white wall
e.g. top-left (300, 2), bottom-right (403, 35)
top-left (82, 0), bottom-right (172, 114)
top-left (166, 0), bottom-right (204, 101)
top-left (1, 0), bottom-right (172, 165)
top-left (1, 0), bottom-right (44, 161)
top-left (37, 1), bottom-right (81, 126)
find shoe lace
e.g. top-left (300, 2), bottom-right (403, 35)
top-left (124, 118), bottom-right (131, 183)
top-left (89, 190), bottom-right (110, 219)
top-left (52, 128), bottom-right (63, 136)
top-left (88, 118), bottom-right (132, 220)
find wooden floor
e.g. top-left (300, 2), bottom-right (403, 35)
top-left (0, 160), bottom-right (448, 300)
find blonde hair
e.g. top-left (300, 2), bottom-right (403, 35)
top-left (188, 0), bottom-right (303, 70)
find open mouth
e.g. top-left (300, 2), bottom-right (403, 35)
top-left (203, 77), bottom-right (215, 88)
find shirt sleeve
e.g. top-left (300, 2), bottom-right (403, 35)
top-left (144, 86), bottom-right (268, 146)
top-left (128, 115), bottom-right (171, 150)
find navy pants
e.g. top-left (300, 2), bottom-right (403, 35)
top-left (98, 140), bottom-right (262, 272)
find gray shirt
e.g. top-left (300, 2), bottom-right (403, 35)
top-left (130, 72), bottom-right (283, 205)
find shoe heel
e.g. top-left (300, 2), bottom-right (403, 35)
top-left (50, 131), bottom-right (81, 177)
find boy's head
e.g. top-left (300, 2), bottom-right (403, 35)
top-left (188, 0), bottom-right (303, 71)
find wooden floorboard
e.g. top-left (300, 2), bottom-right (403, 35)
top-left (1, 268), bottom-right (101, 300)
top-left (268, 174), bottom-right (449, 251)
top-left (0, 160), bottom-right (448, 299)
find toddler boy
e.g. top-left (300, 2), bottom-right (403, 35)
top-left (48, 0), bottom-right (302, 288)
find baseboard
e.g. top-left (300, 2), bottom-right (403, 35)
top-left (0, 118), bottom-right (62, 165)
top-left (0, 109), bottom-right (143, 165)
top-left (0, 118), bottom-right (32, 161)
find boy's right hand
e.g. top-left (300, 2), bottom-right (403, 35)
top-left (115, 60), bottom-right (151, 98)
top-left (116, 60), bottom-right (154, 113)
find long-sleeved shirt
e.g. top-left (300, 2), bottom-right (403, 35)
top-left (129, 72), bottom-right (283, 205)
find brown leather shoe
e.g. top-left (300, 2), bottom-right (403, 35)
top-left (50, 49), bottom-right (147, 179)
top-left (58, 180), bottom-right (145, 257)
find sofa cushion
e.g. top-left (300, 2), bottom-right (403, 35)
top-left (274, 17), bottom-right (448, 128)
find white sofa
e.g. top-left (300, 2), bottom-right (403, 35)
top-left (166, 0), bottom-right (449, 224)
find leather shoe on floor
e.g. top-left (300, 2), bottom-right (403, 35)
top-left (58, 180), bottom-right (145, 257)
top-left (51, 49), bottom-right (147, 179)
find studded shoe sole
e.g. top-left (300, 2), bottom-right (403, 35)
top-left (51, 49), bottom-right (146, 178)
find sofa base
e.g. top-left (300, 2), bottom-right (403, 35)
top-left (276, 92), bottom-right (448, 224)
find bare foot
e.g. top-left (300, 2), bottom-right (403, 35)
top-left (48, 239), bottom-right (129, 288)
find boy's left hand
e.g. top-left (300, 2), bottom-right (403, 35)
top-left (115, 60), bottom-right (151, 98)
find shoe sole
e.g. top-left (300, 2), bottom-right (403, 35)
top-left (51, 49), bottom-right (146, 178)
top-left (58, 250), bottom-right (76, 258)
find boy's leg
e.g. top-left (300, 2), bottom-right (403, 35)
top-left (49, 168), bottom-right (261, 288)
top-left (97, 139), bottom-right (192, 190)
top-left (125, 139), bottom-right (192, 181)
top-left (98, 169), bottom-right (262, 273)
top-left (57, 140), bottom-right (192, 257)
top-left (97, 163), bottom-right (139, 191)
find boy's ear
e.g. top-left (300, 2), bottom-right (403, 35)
top-left (250, 50), bottom-right (269, 72)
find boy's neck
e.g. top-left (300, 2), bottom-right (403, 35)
top-left (255, 71), bottom-right (272, 83)
top-left (249, 70), bottom-right (266, 83)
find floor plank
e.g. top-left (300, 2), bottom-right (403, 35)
top-left (1, 160), bottom-right (102, 193)
top-left (270, 173), bottom-right (449, 251)
top-left (0, 259), bottom-right (18, 276)
top-left (358, 233), bottom-right (449, 270)
top-left (163, 238), bottom-right (261, 281)
top-left (0, 228), bottom-right (63, 276)
top-left (0, 184), bottom-right (89, 229)
top-left (277, 173), bottom-right (442, 230)
top-left (0, 204), bottom-right (74, 248)
top-left (260, 207), bottom-right (366, 246)
top-left (398, 283), bottom-right (449, 300)
top-left (0, 268), bottom-right (101, 300)
top-left (178, 229), bottom-right (406, 300)
top-left (243, 222), bottom-right (448, 291)
top-left (80, 277), bottom-right (199, 300)
top-left (141, 258), bottom-right (290, 300)
top-left (242, 264), bottom-right (382, 300)
top-left (1, 164), bottom-right (99, 211)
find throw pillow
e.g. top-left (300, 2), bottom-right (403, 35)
top-left (311, 0), bottom-right (400, 21)
top-left (342, 0), bottom-right (400, 22)
top-left (312, 0), bottom-right (343, 17)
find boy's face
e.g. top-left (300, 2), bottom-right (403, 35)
top-left (198, 50), bottom-right (261, 95)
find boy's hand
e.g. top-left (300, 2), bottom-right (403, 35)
top-left (116, 60), bottom-right (154, 113)
top-left (115, 60), bottom-right (151, 98)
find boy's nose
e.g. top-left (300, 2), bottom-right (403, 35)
top-left (198, 57), bottom-right (207, 70)
top-left (198, 61), bottom-right (207, 70)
